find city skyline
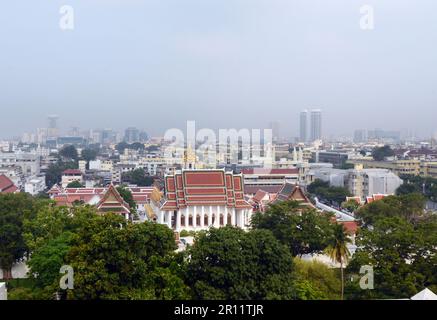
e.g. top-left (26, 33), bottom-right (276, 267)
top-left (1, 0), bottom-right (437, 139)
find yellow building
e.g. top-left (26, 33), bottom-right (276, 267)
top-left (347, 159), bottom-right (420, 176)
top-left (420, 161), bottom-right (437, 178)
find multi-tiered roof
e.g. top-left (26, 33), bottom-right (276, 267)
top-left (161, 169), bottom-right (252, 211)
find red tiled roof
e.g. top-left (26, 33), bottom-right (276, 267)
top-left (53, 186), bottom-right (157, 207)
top-left (366, 194), bottom-right (389, 204)
top-left (339, 221), bottom-right (359, 235)
top-left (244, 185), bottom-right (283, 195)
top-left (161, 170), bottom-right (252, 210)
top-left (63, 169), bottom-right (82, 175)
top-left (96, 185), bottom-right (130, 215)
top-left (253, 190), bottom-right (269, 203)
top-left (346, 196), bottom-right (361, 204)
top-left (273, 183), bottom-right (314, 207)
top-left (0, 174), bottom-right (18, 194)
top-left (241, 168), bottom-right (299, 175)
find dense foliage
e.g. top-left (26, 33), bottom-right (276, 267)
top-left (251, 201), bottom-right (334, 257)
top-left (186, 226), bottom-right (296, 299)
top-left (2, 191), bottom-right (436, 300)
top-left (346, 193), bottom-right (437, 298)
top-left (371, 145), bottom-right (394, 161)
top-left (122, 168), bottom-right (154, 186)
top-left (397, 174), bottom-right (437, 202)
top-left (307, 179), bottom-right (351, 205)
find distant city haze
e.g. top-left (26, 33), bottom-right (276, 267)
top-left (1, 0), bottom-right (437, 139)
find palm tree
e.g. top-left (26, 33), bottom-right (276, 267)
top-left (325, 223), bottom-right (351, 300)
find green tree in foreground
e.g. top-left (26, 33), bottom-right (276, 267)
top-left (251, 201), bottom-right (334, 257)
top-left (0, 193), bottom-right (45, 279)
top-left (186, 226), bottom-right (295, 299)
top-left (292, 258), bottom-right (341, 300)
top-left (346, 193), bottom-right (437, 299)
top-left (324, 224), bottom-right (351, 300)
top-left (66, 214), bottom-right (190, 299)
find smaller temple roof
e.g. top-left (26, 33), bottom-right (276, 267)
top-left (272, 183), bottom-right (315, 207)
top-left (96, 184), bottom-right (130, 215)
top-left (0, 175), bottom-right (18, 194)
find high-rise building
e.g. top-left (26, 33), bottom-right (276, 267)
top-left (269, 121), bottom-right (280, 142)
top-left (300, 110), bottom-right (308, 142)
top-left (310, 109), bottom-right (322, 141)
top-left (354, 129), bottom-right (368, 143)
top-left (47, 115), bottom-right (59, 138)
top-left (124, 127), bottom-right (140, 143)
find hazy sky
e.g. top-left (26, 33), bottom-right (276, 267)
top-left (1, 0), bottom-right (437, 139)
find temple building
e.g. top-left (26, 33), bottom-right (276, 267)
top-left (48, 184), bottom-right (162, 220)
top-left (159, 169), bottom-right (253, 231)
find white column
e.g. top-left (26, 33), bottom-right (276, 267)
top-left (176, 210), bottom-right (181, 231)
top-left (208, 206), bottom-right (213, 226)
top-left (193, 206), bottom-right (197, 229)
top-left (224, 206), bottom-right (228, 226)
top-left (215, 205), bottom-right (220, 228)
top-left (231, 208), bottom-right (236, 226)
top-left (200, 206), bottom-right (205, 228)
top-left (166, 211), bottom-right (172, 229)
top-left (236, 210), bottom-right (242, 228)
top-left (185, 207), bottom-right (189, 229)
top-left (239, 210), bottom-right (245, 228)
top-left (158, 211), bottom-right (164, 224)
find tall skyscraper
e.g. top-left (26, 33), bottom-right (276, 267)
top-left (354, 129), bottom-right (368, 143)
top-left (310, 109), bottom-right (322, 141)
top-left (124, 127), bottom-right (140, 143)
top-left (269, 121), bottom-right (280, 142)
top-left (299, 110), bottom-right (308, 142)
top-left (47, 115), bottom-right (59, 138)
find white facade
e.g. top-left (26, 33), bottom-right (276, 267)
top-left (309, 166), bottom-right (403, 200)
top-left (24, 177), bottom-right (46, 195)
top-left (158, 205), bottom-right (252, 232)
top-left (61, 174), bottom-right (83, 188)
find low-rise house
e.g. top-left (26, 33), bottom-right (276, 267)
top-left (61, 169), bottom-right (83, 188)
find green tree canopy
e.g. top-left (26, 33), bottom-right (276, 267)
top-left (356, 193), bottom-right (426, 226)
top-left (66, 214), bottom-right (189, 299)
top-left (116, 185), bottom-right (137, 213)
top-left (0, 193), bottom-right (47, 279)
top-left (251, 201), bottom-right (334, 257)
top-left (45, 160), bottom-right (78, 188)
top-left (292, 258), bottom-right (341, 300)
top-left (66, 181), bottom-right (84, 188)
top-left (59, 145), bottom-right (78, 161)
top-left (122, 168), bottom-right (154, 186)
top-left (81, 148), bottom-right (98, 162)
top-left (186, 226), bottom-right (296, 299)
top-left (346, 193), bottom-right (437, 299)
top-left (371, 145), bottom-right (394, 161)
top-left (307, 179), bottom-right (351, 205)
